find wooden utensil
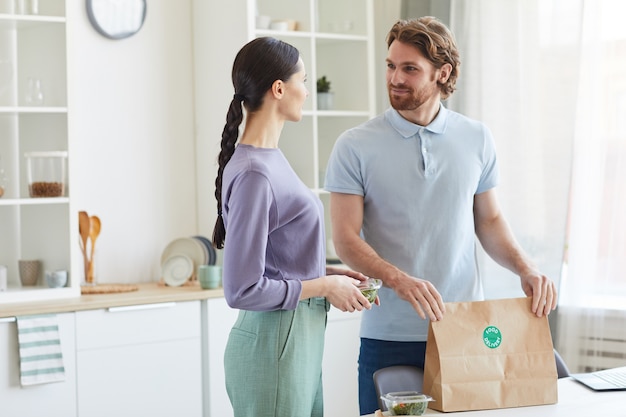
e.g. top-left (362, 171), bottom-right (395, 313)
top-left (78, 211), bottom-right (90, 283)
top-left (87, 215), bottom-right (101, 283)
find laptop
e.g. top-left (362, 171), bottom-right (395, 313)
top-left (571, 366), bottom-right (626, 391)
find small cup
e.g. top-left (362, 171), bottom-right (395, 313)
top-left (269, 20), bottom-right (288, 31)
top-left (0, 265), bottom-right (7, 291)
top-left (18, 259), bottom-right (41, 286)
top-left (46, 270), bottom-right (68, 288)
top-left (198, 265), bottom-right (221, 289)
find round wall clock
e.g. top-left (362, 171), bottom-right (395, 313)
top-left (86, 0), bottom-right (147, 40)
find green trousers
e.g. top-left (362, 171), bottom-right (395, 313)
top-left (224, 297), bottom-right (330, 417)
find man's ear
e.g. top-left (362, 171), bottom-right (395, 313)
top-left (438, 63), bottom-right (452, 84)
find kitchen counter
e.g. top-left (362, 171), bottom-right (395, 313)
top-left (0, 282), bottom-right (224, 319)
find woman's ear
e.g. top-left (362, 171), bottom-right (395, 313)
top-left (271, 79), bottom-right (284, 99)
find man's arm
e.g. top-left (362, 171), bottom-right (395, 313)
top-left (330, 192), bottom-right (445, 321)
top-left (473, 189), bottom-right (557, 316)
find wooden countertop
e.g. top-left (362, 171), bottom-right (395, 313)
top-left (0, 282), bottom-right (224, 318)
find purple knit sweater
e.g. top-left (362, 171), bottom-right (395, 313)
top-left (221, 144), bottom-right (325, 311)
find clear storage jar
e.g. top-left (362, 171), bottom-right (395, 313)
top-left (24, 151), bottom-right (68, 197)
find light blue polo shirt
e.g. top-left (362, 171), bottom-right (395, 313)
top-left (324, 105), bottom-right (499, 341)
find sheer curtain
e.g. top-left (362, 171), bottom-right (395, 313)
top-left (556, 0), bottom-right (626, 372)
top-left (446, 0), bottom-right (626, 372)
top-left (447, 0), bottom-right (576, 300)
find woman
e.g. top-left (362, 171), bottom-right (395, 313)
top-left (212, 37), bottom-right (372, 417)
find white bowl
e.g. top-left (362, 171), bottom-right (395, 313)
top-left (269, 20), bottom-right (288, 31)
top-left (46, 270), bottom-right (68, 288)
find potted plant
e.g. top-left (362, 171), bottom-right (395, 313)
top-left (316, 75), bottom-right (333, 110)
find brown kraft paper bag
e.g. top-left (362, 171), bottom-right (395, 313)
top-left (423, 297), bottom-right (558, 412)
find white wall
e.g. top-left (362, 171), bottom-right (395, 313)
top-left (66, 0), bottom-right (197, 283)
top-left (191, 0), bottom-right (247, 254)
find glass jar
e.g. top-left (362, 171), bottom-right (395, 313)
top-left (24, 151), bottom-right (68, 198)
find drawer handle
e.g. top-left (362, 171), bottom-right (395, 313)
top-left (107, 302), bottom-right (176, 313)
top-left (0, 317), bottom-right (16, 323)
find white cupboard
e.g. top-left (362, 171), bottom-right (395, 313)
top-left (75, 301), bottom-right (203, 417)
top-left (0, 314), bottom-right (77, 417)
top-left (201, 297), bottom-right (239, 417)
top-left (192, 0), bottom-right (376, 241)
top-left (0, 0), bottom-right (79, 304)
top-left (323, 308), bottom-right (363, 416)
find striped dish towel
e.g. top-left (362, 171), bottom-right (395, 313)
top-left (16, 314), bottom-right (66, 386)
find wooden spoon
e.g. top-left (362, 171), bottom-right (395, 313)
top-left (88, 215), bottom-right (101, 283)
top-left (78, 211), bottom-right (90, 283)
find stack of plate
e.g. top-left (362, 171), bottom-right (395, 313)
top-left (161, 235), bottom-right (217, 286)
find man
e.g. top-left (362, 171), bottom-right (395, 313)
top-left (324, 17), bottom-right (558, 415)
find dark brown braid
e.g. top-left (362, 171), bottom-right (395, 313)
top-left (212, 37), bottom-right (300, 249)
top-left (212, 97), bottom-right (243, 249)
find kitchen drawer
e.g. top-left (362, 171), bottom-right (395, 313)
top-left (76, 300), bottom-right (200, 350)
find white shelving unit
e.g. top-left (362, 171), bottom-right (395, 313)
top-left (249, 0), bottom-right (375, 191)
top-left (0, 0), bottom-right (79, 303)
top-left (248, 0), bottom-right (376, 255)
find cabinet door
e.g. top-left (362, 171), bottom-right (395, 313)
top-left (0, 314), bottom-right (77, 417)
top-left (323, 308), bottom-right (362, 416)
top-left (202, 297), bottom-right (239, 417)
top-left (76, 301), bottom-right (202, 417)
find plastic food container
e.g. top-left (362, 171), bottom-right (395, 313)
top-left (357, 277), bottom-right (382, 303)
top-left (381, 391), bottom-right (433, 416)
top-left (24, 151), bottom-right (68, 198)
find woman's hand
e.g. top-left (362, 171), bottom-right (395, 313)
top-left (324, 274), bottom-right (372, 312)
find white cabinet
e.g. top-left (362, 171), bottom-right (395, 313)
top-left (323, 308), bottom-right (363, 416)
top-left (250, 0), bottom-right (376, 255)
top-left (0, 0), bottom-right (79, 303)
top-left (201, 297), bottom-right (239, 417)
top-left (250, 0), bottom-right (375, 192)
top-left (191, 0), bottom-right (376, 239)
top-left (75, 301), bottom-right (203, 417)
top-left (0, 313), bottom-right (77, 417)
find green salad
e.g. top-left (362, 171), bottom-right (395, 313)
top-left (390, 394), bottom-right (429, 415)
top-left (360, 288), bottom-right (378, 303)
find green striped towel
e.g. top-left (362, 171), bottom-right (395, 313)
top-left (16, 314), bottom-right (66, 386)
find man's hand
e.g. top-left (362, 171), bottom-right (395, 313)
top-left (520, 271), bottom-right (557, 317)
top-left (388, 273), bottom-right (445, 321)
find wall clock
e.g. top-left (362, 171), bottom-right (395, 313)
top-left (86, 0), bottom-right (147, 40)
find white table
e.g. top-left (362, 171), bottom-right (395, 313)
top-left (365, 378), bottom-right (626, 417)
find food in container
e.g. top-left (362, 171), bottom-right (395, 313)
top-left (380, 391), bottom-right (433, 416)
top-left (357, 277), bottom-right (382, 303)
top-left (24, 151), bottom-right (68, 197)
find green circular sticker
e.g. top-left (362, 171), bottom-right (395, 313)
top-left (483, 326), bottom-right (502, 349)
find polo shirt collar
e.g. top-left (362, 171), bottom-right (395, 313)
top-left (385, 103), bottom-right (448, 138)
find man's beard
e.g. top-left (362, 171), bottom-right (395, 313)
top-left (387, 80), bottom-right (438, 111)
top-left (388, 90), bottom-right (419, 111)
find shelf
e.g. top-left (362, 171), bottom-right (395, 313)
top-left (0, 286), bottom-right (79, 305)
top-left (315, 32), bottom-right (369, 42)
top-left (254, 28), bottom-right (312, 38)
top-left (0, 197), bottom-right (69, 206)
top-left (0, 106), bottom-right (68, 114)
top-left (253, 29), bottom-right (368, 43)
top-left (0, 14), bottom-right (66, 27)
